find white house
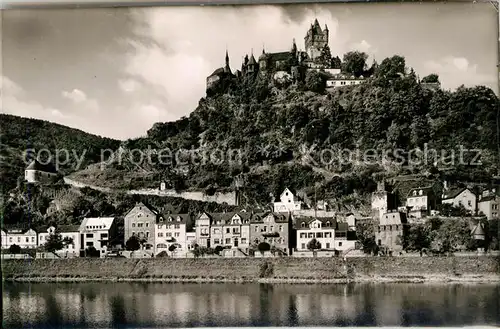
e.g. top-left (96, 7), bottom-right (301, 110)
top-left (442, 188), bottom-right (477, 214)
top-left (25, 159), bottom-right (58, 183)
top-left (406, 187), bottom-right (436, 218)
top-left (273, 188), bottom-right (303, 213)
top-left (1, 228), bottom-right (38, 249)
top-left (296, 217), bottom-right (336, 251)
top-left (79, 217), bottom-right (117, 258)
top-left (38, 225), bottom-right (80, 257)
top-left (194, 212), bottom-right (212, 248)
top-left (478, 195), bottom-right (499, 220)
top-left (326, 74), bottom-right (364, 89)
top-left (155, 213), bottom-right (189, 256)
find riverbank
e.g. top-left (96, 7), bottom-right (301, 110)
top-left (3, 256), bottom-right (499, 284)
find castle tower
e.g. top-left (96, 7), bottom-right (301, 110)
top-left (304, 18), bottom-right (329, 61)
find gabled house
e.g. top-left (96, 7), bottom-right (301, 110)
top-left (25, 159), bottom-right (58, 184)
top-left (442, 187), bottom-right (477, 214)
top-left (209, 212), bottom-right (252, 252)
top-left (79, 217), bottom-right (117, 257)
top-left (405, 186), bottom-right (437, 218)
top-left (1, 227), bottom-right (38, 249)
top-left (38, 225), bottom-right (80, 256)
top-left (250, 212), bottom-right (292, 255)
top-left (478, 195), bottom-right (500, 220)
top-left (194, 212), bottom-right (213, 248)
top-left (273, 188), bottom-right (303, 213)
top-left (155, 213), bottom-right (190, 256)
top-left (375, 211), bottom-right (408, 252)
top-left (124, 202), bottom-right (158, 250)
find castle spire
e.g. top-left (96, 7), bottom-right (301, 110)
top-left (224, 49), bottom-right (231, 74)
top-left (291, 38), bottom-right (297, 53)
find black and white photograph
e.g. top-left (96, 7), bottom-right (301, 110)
top-left (1, 1), bottom-right (500, 328)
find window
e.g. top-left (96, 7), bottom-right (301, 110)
top-left (214, 239), bottom-right (220, 244)
top-left (338, 242), bottom-right (343, 247)
top-left (262, 226), bottom-right (267, 232)
top-left (255, 226), bottom-right (259, 232)
top-left (214, 228), bottom-right (220, 234)
top-left (300, 233), bottom-right (306, 238)
top-left (86, 242), bottom-right (94, 247)
top-left (17, 237), bottom-right (21, 242)
top-left (132, 232), bottom-right (136, 236)
top-left (308, 233), bottom-right (314, 238)
top-left (40, 236), bottom-right (44, 241)
top-left (301, 243), bottom-right (306, 249)
top-left (279, 225), bottom-right (283, 232)
top-left (326, 243), bottom-right (330, 249)
top-left (146, 232), bottom-right (150, 237)
top-left (241, 238), bottom-right (247, 244)
top-left (468, 200), bottom-right (472, 207)
top-left (158, 232), bottom-right (163, 237)
top-left (316, 232), bottom-right (323, 238)
top-left (26, 237), bottom-right (29, 243)
top-left (86, 233), bottom-right (94, 238)
top-left (166, 232), bottom-right (172, 237)
top-left (226, 228), bottom-right (230, 234)
top-left (138, 223), bottom-right (143, 228)
top-left (101, 233), bottom-right (108, 239)
top-left (225, 238), bottom-right (231, 244)
top-left (175, 224), bottom-right (180, 229)
top-left (174, 232), bottom-right (180, 237)
top-left (145, 223), bottom-right (149, 228)
top-left (301, 222), bottom-right (305, 228)
top-left (160, 217), bottom-right (164, 222)
top-left (325, 221), bottom-right (331, 227)
top-left (232, 228), bottom-right (239, 234)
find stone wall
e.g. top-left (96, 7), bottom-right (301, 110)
top-left (3, 256), bottom-right (499, 282)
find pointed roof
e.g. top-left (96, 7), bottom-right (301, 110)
top-left (248, 53), bottom-right (257, 65)
top-left (471, 222), bottom-right (485, 238)
top-left (26, 159), bottom-right (58, 174)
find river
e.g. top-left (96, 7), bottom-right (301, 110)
top-left (2, 282), bottom-right (500, 328)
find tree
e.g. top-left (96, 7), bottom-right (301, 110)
top-left (168, 244), bottom-right (177, 252)
top-left (45, 233), bottom-right (64, 253)
top-left (356, 221), bottom-right (377, 254)
top-left (341, 51), bottom-right (368, 77)
top-left (214, 245), bottom-right (224, 255)
top-left (304, 70), bottom-right (326, 93)
top-left (9, 244), bottom-right (21, 254)
top-left (125, 235), bottom-right (141, 251)
top-left (376, 55), bottom-right (406, 80)
top-left (318, 45), bottom-right (333, 68)
top-left (422, 74), bottom-right (439, 83)
top-left (307, 238), bottom-right (322, 251)
top-left (403, 224), bottom-right (431, 251)
top-left (85, 246), bottom-right (100, 257)
top-left (257, 242), bottom-right (271, 253)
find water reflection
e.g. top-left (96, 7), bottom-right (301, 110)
top-left (2, 282), bottom-right (500, 328)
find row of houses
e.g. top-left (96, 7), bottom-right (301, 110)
top-left (124, 201), bottom-right (357, 258)
top-left (371, 182), bottom-right (498, 253)
top-left (1, 217), bottom-right (118, 258)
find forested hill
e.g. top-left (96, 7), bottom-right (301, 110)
top-left (70, 55), bottom-right (500, 207)
top-left (0, 114), bottom-right (121, 193)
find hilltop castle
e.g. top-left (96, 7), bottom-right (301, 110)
top-left (206, 19), bottom-right (361, 93)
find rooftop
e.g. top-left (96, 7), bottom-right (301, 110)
top-left (26, 159), bottom-right (58, 173)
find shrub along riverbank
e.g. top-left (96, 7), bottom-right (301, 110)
top-left (2, 256), bottom-right (500, 283)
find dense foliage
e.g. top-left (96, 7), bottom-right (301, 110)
top-left (77, 54), bottom-right (499, 208)
top-left (0, 114), bottom-right (121, 193)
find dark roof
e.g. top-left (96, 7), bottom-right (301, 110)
top-left (248, 54), bottom-right (257, 65)
top-left (26, 159), bottom-right (57, 174)
top-left (209, 67), bottom-right (225, 77)
top-left (442, 188), bottom-right (471, 200)
top-left (479, 195), bottom-right (498, 202)
top-left (295, 216), bottom-right (337, 229)
top-left (251, 212), bottom-right (290, 224)
top-left (159, 213), bottom-right (190, 224)
top-left (268, 51), bottom-right (292, 62)
top-left (407, 186), bottom-right (433, 198)
top-left (1, 225), bottom-right (37, 234)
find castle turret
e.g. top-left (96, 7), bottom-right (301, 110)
top-left (258, 48), bottom-right (268, 73)
top-left (224, 50), bottom-right (232, 74)
top-left (247, 51), bottom-right (257, 74)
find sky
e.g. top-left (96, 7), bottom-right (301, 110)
top-left (1, 2), bottom-right (498, 140)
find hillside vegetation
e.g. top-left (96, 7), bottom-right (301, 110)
top-left (70, 55), bottom-right (500, 207)
top-left (0, 114), bottom-right (121, 194)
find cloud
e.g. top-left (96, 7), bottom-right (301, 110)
top-left (118, 78), bottom-right (141, 93)
top-left (351, 40), bottom-right (377, 55)
top-left (2, 75), bottom-right (68, 122)
top-left (423, 56), bottom-right (496, 91)
top-left (123, 6), bottom-right (342, 120)
top-left (62, 88), bottom-right (87, 103)
top-left (61, 88), bottom-right (99, 112)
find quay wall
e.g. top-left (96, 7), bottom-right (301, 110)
top-left (3, 256), bottom-right (499, 282)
